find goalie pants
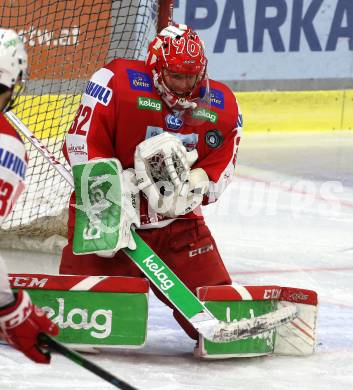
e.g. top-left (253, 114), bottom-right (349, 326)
top-left (60, 218), bottom-right (232, 340)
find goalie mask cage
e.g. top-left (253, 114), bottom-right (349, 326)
top-left (0, 0), bottom-right (173, 252)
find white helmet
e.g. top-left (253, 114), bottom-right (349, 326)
top-left (0, 28), bottom-right (28, 89)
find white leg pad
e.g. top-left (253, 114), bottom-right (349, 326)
top-left (274, 287), bottom-right (318, 356)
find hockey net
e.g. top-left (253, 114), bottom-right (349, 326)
top-left (0, 0), bottom-right (172, 253)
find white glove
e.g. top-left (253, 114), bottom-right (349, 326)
top-left (158, 168), bottom-right (209, 218)
top-left (135, 132), bottom-right (198, 215)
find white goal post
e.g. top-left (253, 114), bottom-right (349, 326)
top-left (0, 0), bottom-right (173, 252)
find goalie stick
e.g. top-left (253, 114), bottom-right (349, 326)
top-left (6, 111), bottom-right (297, 343)
top-left (38, 334), bottom-right (137, 390)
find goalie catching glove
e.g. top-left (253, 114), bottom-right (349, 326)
top-left (163, 167), bottom-right (209, 217)
top-left (135, 132), bottom-right (209, 217)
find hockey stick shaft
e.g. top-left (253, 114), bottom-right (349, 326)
top-left (5, 111), bottom-right (74, 187)
top-left (38, 334), bottom-right (137, 390)
top-left (7, 111), bottom-right (297, 342)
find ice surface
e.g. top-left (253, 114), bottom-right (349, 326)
top-left (1, 132), bottom-right (353, 389)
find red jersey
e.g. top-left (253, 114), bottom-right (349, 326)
top-left (0, 112), bottom-right (27, 306)
top-left (0, 112), bottom-right (27, 224)
top-left (64, 59), bottom-right (242, 227)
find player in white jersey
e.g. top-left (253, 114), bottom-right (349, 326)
top-left (0, 28), bottom-right (58, 363)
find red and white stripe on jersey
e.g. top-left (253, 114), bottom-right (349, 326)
top-left (194, 97), bottom-right (242, 206)
top-left (65, 67), bottom-right (115, 166)
top-left (0, 113), bottom-right (27, 223)
top-left (206, 127), bottom-right (241, 204)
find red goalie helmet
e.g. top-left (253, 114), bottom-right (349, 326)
top-left (146, 24), bottom-right (208, 110)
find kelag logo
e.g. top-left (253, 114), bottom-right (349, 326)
top-left (165, 113), bottom-right (183, 130)
top-left (142, 255), bottom-right (175, 291)
top-left (192, 108), bottom-right (218, 123)
top-left (127, 69), bottom-right (152, 91)
top-left (42, 298), bottom-right (112, 339)
top-left (138, 97), bottom-right (162, 111)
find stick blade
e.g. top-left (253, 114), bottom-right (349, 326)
top-left (193, 304), bottom-right (298, 343)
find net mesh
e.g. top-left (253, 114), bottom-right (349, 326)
top-left (0, 0), bottom-right (163, 252)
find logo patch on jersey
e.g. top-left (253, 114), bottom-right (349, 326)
top-left (127, 69), bottom-right (153, 91)
top-left (165, 113), bottom-right (183, 130)
top-left (84, 81), bottom-right (112, 106)
top-left (210, 88), bottom-right (225, 109)
top-left (192, 108), bottom-right (218, 124)
top-left (67, 144), bottom-right (88, 157)
top-left (138, 97), bottom-right (162, 112)
top-left (205, 129), bottom-right (223, 149)
top-left (145, 126), bottom-right (198, 151)
top-left (200, 87), bottom-right (225, 109)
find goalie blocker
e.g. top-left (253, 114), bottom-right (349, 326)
top-left (72, 158), bottom-right (140, 257)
